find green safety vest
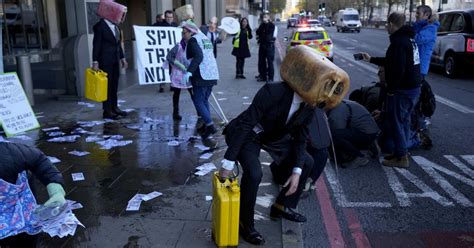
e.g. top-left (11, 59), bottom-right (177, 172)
top-left (233, 30), bottom-right (250, 48)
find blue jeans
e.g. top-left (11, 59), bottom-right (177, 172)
top-left (383, 87), bottom-right (421, 157)
top-left (192, 85), bottom-right (213, 125)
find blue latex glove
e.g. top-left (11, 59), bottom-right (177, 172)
top-left (184, 72), bottom-right (193, 84)
top-left (44, 183), bottom-right (66, 207)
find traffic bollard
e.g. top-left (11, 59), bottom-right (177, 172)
top-left (16, 55), bottom-right (34, 106)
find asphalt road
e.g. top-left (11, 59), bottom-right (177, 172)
top-left (276, 23), bottom-right (474, 248)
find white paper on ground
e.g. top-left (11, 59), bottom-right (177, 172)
top-left (103, 135), bottom-right (123, 140)
top-left (10, 135), bottom-right (32, 141)
top-left (259, 182), bottom-right (272, 187)
top-left (125, 124), bottom-right (142, 130)
top-left (242, 96), bottom-right (249, 100)
top-left (206, 196), bottom-right (213, 201)
top-left (126, 193), bottom-right (146, 211)
top-left (47, 131), bottom-right (65, 137)
top-left (42, 127), bottom-right (60, 132)
top-left (123, 108), bottom-right (135, 113)
top-left (217, 98), bottom-right (227, 101)
top-left (194, 163), bottom-right (217, 176)
top-left (85, 135), bottom-right (103, 143)
top-left (36, 116), bottom-right (44, 119)
top-left (77, 120), bottom-right (105, 128)
top-left (194, 144), bottom-right (208, 151)
top-left (167, 140), bottom-right (180, 146)
top-left (254, 210), bottom-right (268, 221)
top-left (261, 162), bottom-right (271, 166)
top-left (71, 128), bottom-right (94, 135)
top-left (48, 135), bottom-right (80, 143)
top-left (256, 193), bottom-right (274, 208)
top-left (243, 102), bottom-right (251, 105)
top-left (71, 173), bottom-right (85, 181)
top-left (199, 153), bottom-right (213, 160)
top-left (68, 150), bottom-right (90, 157)
top-left (96, 139), bottom-right (133, 150)
top-left (141, 191), bottom-right (163, 201)
top-left (118, 100), bottom-right (126, 103)
top-left (47, 156), bottom-right (61, 164)
top-left (216, 91), bottom-right (224, 95)
top-left (78, 102), bottom-right (95, 108)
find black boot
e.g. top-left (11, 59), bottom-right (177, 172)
top-left (201, 124), bottom-right (217, 139)
top-left (172, 89), bottom-right (182, 121)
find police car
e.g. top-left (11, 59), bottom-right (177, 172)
top-left (285, 27), bottom-right (334, 61)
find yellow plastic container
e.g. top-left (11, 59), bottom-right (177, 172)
top-left (212, 172), bottom-right (240, 247)
top-left (85, 68), bottom-right (108, 102)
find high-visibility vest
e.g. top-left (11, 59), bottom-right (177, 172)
top-left (233, 30), bottom-right (250, 48)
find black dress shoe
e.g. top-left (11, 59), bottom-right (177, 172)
top-left (114, 108), bottom-right (128, 116)
top-left (239, 225), bottom-right (265, 245)
top-left (240, 75), bottom-right (246, 79)
top-left (256, 77), bottom-right (266, 82)
top-left (103, 111), bottom-right (120, 120)
top-left (270, 205), bottom-right (307, 222)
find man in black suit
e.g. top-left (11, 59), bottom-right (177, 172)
top-left (219, 82), bottom-right (314, 245)
top-left (200, 16), bottom-right (225, 58)
top-left (92, 18), bottom-right (128, 119)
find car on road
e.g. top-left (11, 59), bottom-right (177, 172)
top-left (287, 18), bottom-right (297, 28)
top-left (308, 19), bottom-right (321, 27)
top-left (430, 9), bottom-right (474, 77)
top-left (336, 8), bottom-right (362, 33)
top-left (285, 27), bottom-right (334, 61)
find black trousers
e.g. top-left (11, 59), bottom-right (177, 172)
top-left (331, 128), bottom-right (378, 162)
top-left (257, 44), bottom-right (275, 81)
top-left (307, 146), bottom-right (329, 182)
top-left (0, 233), bottom-right (37, 248)
top-left (101, 63), bottom-right (120, 113)
top-left (236, 57), bottom-right (246, 76)
top-left (172, 87), bottom-right (193, 114)
top-left (236, 137), bottom-right (313, 228)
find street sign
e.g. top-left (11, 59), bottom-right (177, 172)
top-left (0, 73), bottom-right (40, 136)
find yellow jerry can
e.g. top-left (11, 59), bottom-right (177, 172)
top-left (212, 172), bottom-right (240, 247)
top-left (85, 68), bottom-right (108, 102)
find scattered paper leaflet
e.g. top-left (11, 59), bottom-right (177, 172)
top-left (126, 192), bottom-right (162, 211)
top-left (36, 200), bottom-right (84, 238)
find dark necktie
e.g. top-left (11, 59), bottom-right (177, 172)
top-left (114, 25), bottom-right (120, 41)
top-left (211, 32), bottom-right (215, 44)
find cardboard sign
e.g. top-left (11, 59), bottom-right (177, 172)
top-left (0, 73), bottom-right (40, 136)
top-left (133, 25), bottom-right (182, 85)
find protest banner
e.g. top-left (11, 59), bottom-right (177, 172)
top-left (133, 25), bottom-right (182, 85)
top-left (0, 73), bottom-right (40, 136)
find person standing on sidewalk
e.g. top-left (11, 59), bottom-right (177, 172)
top-left (0, 142), bottom-right (65, 247)
top-left (182, 20), bottom-right (219, 141)
top-left (200, 17), bottom-right (226, 58)
top-left (92, 15), bottom-right (128, 120)
top-left (153, 14), bottom-right (164, 26)
top-left (256, 12), bottom-right (276, 83)
top-left (219, 82), bottom-right (315, 245)
top-left (361, 12), bottom-right (421, 168)
top-left (155, 10), bottom-right (178, 94)
top-left (232, 17), bottom-right (253, 79)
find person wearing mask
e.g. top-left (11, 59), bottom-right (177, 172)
top-left (156, 10), bottom-right (178, 93)
top-left (92, 13), bottom-right (128, 120)
top-left (327, 100), bottom-right (380, 168)
top-left (232, 17), bottom-right (253, 79)
top-left (361, 12), bottom-right (421, 168)
top-left (0, 142), bottom-right (65, 247)
top-left (256, 12), bottom-right (276, 83)
top-left (200, 17), bottom-right (225, 58)
top-left (181, 20), bottom-right (219, 142)
top-left (219, 82), bottom-right (315, 245)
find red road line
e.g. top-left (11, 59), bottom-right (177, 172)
top-left (343, 208), bottom-right (372, 248)
top-left (315, 175), bottom-right (345, 248)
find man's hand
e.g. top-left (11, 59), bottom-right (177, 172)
top-left (360, 52), bottom-right (371, 62)
top-left (121, 59), bottom-right (128, 69)
top-left (283, 173), bottom-right (300, 196)
top-left (92, 62), bottom-right (99, 71)
top-left (184, 72), bottom-right (192, 84)
top-left (371, 109), bottom-right (381, 121)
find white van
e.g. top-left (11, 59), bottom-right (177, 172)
top-left (336, 8), bottom-right (362, 33)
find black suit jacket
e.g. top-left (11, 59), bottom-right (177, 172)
top-left (223, 82), bottom-right (314, 168)
top-left (92, 19), bottom-right (124, 66)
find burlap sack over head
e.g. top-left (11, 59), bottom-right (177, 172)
top-left (281, 46), bottom-right (350, 109)
top-left (175, 4), bottom-right (194, 22)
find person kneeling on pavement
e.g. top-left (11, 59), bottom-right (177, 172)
top-left (0, 142), bottom-right (66, 247)
top-left (219, 46), bottom-right (350, 246)
top-left (327, 100), bottom-right (380, 168)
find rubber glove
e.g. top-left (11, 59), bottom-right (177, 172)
top-left (219, 159), bottom-right (235, 179)
top-left (44, 183), bottom-right (66, 207)
top-left (184, 72), bottom-right (193, 84)
top-left (173, 60), bottom-right (187, 71)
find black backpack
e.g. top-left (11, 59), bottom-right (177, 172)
top-left (420, 79), bottom-right (436, 117)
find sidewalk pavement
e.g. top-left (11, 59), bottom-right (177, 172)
top-left (8, 34), bottom-right (304, 247)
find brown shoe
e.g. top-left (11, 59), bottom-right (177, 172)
top-left (382, 155), bottom-right (409, 168)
